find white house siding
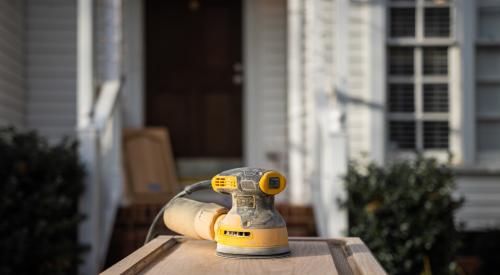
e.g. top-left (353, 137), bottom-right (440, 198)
top-left (304, 0), bottom-right (336, 203)
top-left (287, 0), bottom-right (338, 205)
top-left (25, 0), bottom-right (77, 143)
top-left (244, 0), bottom-right (288, 175)
top-left (456, 174), bottom-right (500, 230)
top-left (345, 2), bottom-right (371, 162)
top-left (0, 0), bottom-right (24, 127)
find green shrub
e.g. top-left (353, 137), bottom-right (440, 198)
top-left (0, 127), bottom-right (86, 275)
top-left (341, 157), bottom-right (463, 275)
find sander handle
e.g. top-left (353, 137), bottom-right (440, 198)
top-left (144, 180), bottom-right (213, 244)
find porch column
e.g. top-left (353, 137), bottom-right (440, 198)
top-left (287, 0), bottom-right (306, 205)
top-left (77, 0), bottom-right (99, 274)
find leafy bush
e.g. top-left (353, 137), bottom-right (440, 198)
top-left (0, 127), bottom-right (86, 275)
top-left (341, 158), bottom-right (463, 275)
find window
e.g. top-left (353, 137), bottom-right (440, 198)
top-left (390, 8), bottom-right (415, 37)
top-left (390, 121), bottom-right (416, 149)
top-left (424, 8), bottom-right (450, 37)
top-left (387, 0), bottom-right (452, 152)
top-left (388, 47), bottom-right (414, 76)
top-left (389, 84), bottom-right (415, 112)
top-left (423, 84), bottom-right (448, 112)
top-left (423, 47), bottom-right (448, 75)
top-left (423, 121), bottom-right (449, 148)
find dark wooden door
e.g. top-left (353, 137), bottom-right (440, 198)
top-left (145, 0), bottom-right (242, 158)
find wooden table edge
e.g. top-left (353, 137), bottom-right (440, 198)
top-left (100, 236), bottom-right (387, 275)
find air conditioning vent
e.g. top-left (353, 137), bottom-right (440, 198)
top-left (223, 230), bottom-right (251, 237)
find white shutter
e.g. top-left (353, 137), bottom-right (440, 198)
top-left (456, 175), bottom-right (500, 230)
top-left (478, 7), bottom-right (500, 40)
top-left (0, 0), bottom-right (24, 127)
top-left (476, 4), bottom-right (500, 160)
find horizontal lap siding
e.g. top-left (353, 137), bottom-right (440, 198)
top-left (25, 0), bottom-right (77, 143)
top-left (456, 175), bottom-right (500, 230)
top-left (248, 0), bottom-right (287, 172)
top-left (346, 3), bottom-right (370, 160)
top-left (0, 0), bottom-right (24, 127)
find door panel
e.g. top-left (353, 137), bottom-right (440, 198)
top-left (145, 0), bottom-right (242, 158)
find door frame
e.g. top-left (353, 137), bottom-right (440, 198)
top-left (123, 0), bottom-right (268, 166)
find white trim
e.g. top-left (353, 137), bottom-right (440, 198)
top-left (457, 0), bottom-right (476, 166)
top-left (122, 0), bottom-right (145, 127)
top-left (415, 47), bottom-right (424, 149)
top-left (287, 0), bottom-right (306, 205)
top-left (369, 0), bottom-right (387, 164)
top-left (77, 0), bottom-right (94, 129)
top-left (77, 1), bottom-right (99, 274)
top-left (243, 0), bottom-right (260, 168)
top-left (244, 0), bottom-right (288, 179)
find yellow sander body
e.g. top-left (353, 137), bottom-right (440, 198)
top-left (163, 167), bottom-right (290, 258)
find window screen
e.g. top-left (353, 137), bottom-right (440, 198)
top-left (424, 8), bottom-right (450, 37)
top-left (387, 2), bottom-right (452, 153)
top-left (390, 8), bottom-right (416, 38)
top-left (389, 84), bottom-right (415, 112)
top-left (389, 121), bottom-right (416, 149)
top-left (389, 47), bottom-right (414, 76)
top-left (423, 84), bottom-right (448, 112)
top-left (423, 121), bottom-right (449, 149)
top-left (423, 47), bottom-right (448, 75)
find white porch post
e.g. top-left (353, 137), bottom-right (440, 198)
top-left (77, 0), bottom-right (100, 274)
top-left (77, 0), bottom-right (94, 130)
top-left (287, 0), bottom-right (306, 205)
top-left (312, 0), bottom-right (349, 237)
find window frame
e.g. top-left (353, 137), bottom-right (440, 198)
top-left (387, 0), bottom-right (457, 159)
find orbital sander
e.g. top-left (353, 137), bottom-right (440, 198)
top-left (145, 167), bottom-right (290, 258)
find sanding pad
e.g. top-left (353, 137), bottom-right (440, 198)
top-left (216, 251), bottom-right (291, 259)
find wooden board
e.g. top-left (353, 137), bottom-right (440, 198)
top-left (123, 128), bottom-right (181, 204)
top-left (101, 236), bottom-right (387, 275)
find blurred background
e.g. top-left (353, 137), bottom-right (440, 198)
top-left (0, 0), bottom-right (499, 274)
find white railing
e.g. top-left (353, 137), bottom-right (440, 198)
top-left (312, 108), bottom-right (348, 237)
top-left (78, 80), bottom-right (124, 274)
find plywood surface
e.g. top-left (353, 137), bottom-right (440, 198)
top-left (101, 236), bottom-right (387, 275)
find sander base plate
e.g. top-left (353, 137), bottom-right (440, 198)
top-left (216, 251), bottom-right (291, 259)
